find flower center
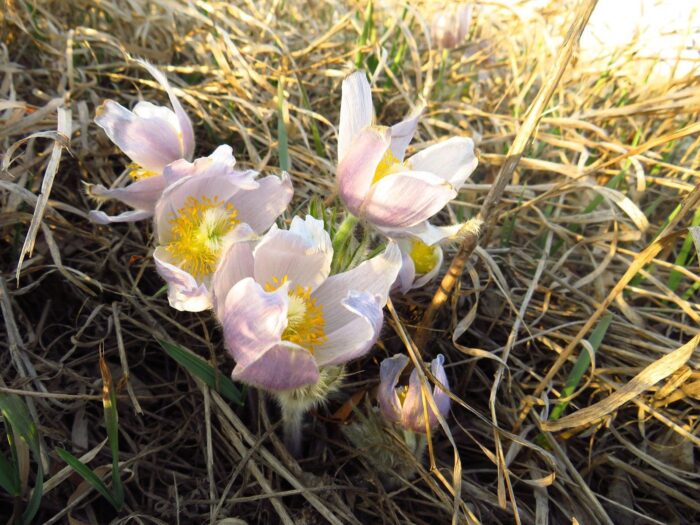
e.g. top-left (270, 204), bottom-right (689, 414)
top-left (128, 163), bottom-right (159, 181)
top-left (165, 195), bottom-right (239, 279)
top-left (397, 385), bottom-right (409, 406)
top-left (266, 276), bottom-right (327, 354)
top-left (409, 240), bottom-right (440, 274)
top-left (371, 149), bottom-right (409, 184)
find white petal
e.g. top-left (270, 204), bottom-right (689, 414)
top-left (87, 174), bottom-right (166, 212)
top-left (95, 100), bottom-right (182, 173)
top-left (227, 172), bottom-right (293, 234)
top-left (135, 59), bottom-right (195, 161)
top-left (394, 248), bottom-right (416, 294)
top-left (252, 215), bottom-right (332, 291)
top-left (338, 71), bottom-right (374, 162)
top-left (211, 224), bottom-right (257, 320)
top-left (407, 137), bottom-right (478, 188)
top-left (384, 221), bottom-right (465, 246)
top-left (362, 170), bottom-right (457, 229)
top-left (377, 354), bottom-right (409, 424)
top-left (389, 102), bottom-right (424, 161)
top-left (153, 247), bottom-right (212, 312)
top-left (162, 146), bottom-right (257, 190)
top-left (314, 291), bottom-right (383, 366)
top-left (312, 242), bottom-right (401, 332)
top-left (88, 208), bottom-right (153, 224)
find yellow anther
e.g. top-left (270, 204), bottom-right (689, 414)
top-left (409, 240), bottom-right (440, 275)
top-left (371, 149), bottom-right (410, 184)
top-left (127, 163), bottom-right (159, 181)
top-left (165, 195), bottom-right (239, 279)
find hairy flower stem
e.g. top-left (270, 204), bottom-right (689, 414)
top-left (331, 214), bottom-right (359, 272)
top-left (281, 404), bottom-right (305, 458)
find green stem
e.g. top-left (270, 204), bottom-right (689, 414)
top-left (332, 214), bottom-right (359, 254)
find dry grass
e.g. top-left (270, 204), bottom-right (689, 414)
top-left (1, 0), bottom-right (699, 523)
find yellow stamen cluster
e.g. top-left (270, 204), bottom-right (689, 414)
top-left (371, 149), bottom-right (410, 184)
top-left (128, 163), bottom-right (159, 181)
top-left (409, 240), bottom-right (440, 275)
top-left (265, 275), bottom-right (327, 354)
top-left (165, 195), bottom-right (239, 279)
top-left (396, 385), bottom-right (410, 406)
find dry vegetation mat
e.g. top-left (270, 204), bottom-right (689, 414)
top-left (1, 0), bottom-right (699, 524)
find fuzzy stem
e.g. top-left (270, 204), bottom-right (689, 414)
top-left (281, 404), bottom-right (304, 458)
top-left (332, 213), bottom-right (359, 253)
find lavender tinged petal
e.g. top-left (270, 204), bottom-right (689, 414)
top-left (377, 354), bottom-right (409, 424)
top-left (338, 71), bottom-right (374, 162)
top-left (231, 342), bottom-right (319, 392)
top-left (227, 172), bottom-right (293, 234)
top-left (88, 174), bottom-right (166, 212)
top-left (153, 247), bottom-right (212, 312)
top-left (406, 137), bottom-right (478, 189)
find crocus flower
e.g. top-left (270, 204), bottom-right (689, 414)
top-left (431, 3), bottom-right (472, 50)
top-left (153, 145), bottom-right (293, 312)
top-left (336, 71), bottom-right (478, 233)
top-left (213, 215), bottom-right (402, 392)
top-left (378, 353), bottom-right (451, 433)
top-left (393, 221), bottom-right (465, 293)
top-left (88, 60), bottom-right (195, 224)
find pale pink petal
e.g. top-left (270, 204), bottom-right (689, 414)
top-left (252, 215), bottom-right (332, 291)
top-left (87, 174), bottom-right (166, 212)
top-left (95, 100), bottom-right (182, 173)
top-left (377, 354), bottom-right (409, 424)
top-left (389, 103), bottom-right (424, 161)
top-left (211, 224), bottom-right (257, 320)
top-left (406, 137), bottom-right (478, 188)
top-left (231, 342), bottom-right (319, 392)
top-left (337, 127), bottom-right (391, 216)
top-left (162, 146), bottom-right (258, 190)
top-left (362, 171), bottom-right (456, 229)
top-left (227, 172), bottom-right (293, 234)
top-left (153, 247), bottom-right (212, 312)
top-left (312, 242), bottom-right (401, 332)
top-left (313, 291), bottom-right (383, 367)
top-left (383, 221), bottom-right (465, 246)
top-left (221, 277), bottom-right (288, 366)
top-left (88, 209), bottom-right (153, 225)
top-left (338, 71), bottom-right (374, 162)
top-left (136, 59), bottom-right (195, 161)
top-left (430, 354), bottom-right (451, 424)
top-left (401, 355), bottom-right (450, 432)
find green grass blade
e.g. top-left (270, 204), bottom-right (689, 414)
top-left (354, 0), bottom-right (374, 68)
top-left (21, 466), bottom-right (42, 525)
top-left (0, 393), bottom-right (40, 458)
top-left (277, 80), bottom-right (289, 172)
top-left (55, 448), bottom-right (119, 510)
top-left (157, 339), bottom-right (244, 406)
top-left (667, 207), bottom-right (700, 292)
top-left (99, 354), bottom-right (123, 508)
top-left (0, 450), bottom-right (20, 496)
top-left (549, 313), bottom-right (613, 421)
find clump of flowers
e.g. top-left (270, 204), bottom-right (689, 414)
top-left (90, 60), bottom-right (475, 458)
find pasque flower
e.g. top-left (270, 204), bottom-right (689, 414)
top-left (153, 145), bottom-right (292, 312)
top-left (213, 215), bottom-right (402, 392)
top-left (431, 3), bottom-right (473, 50)
top-left (378, 353), bottom-right (451, 433)
top-left (336, 71), bottom-right (478, 233)
top-left (88, 60), bottom-right (196, 224)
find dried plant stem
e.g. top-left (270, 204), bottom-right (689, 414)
top-left (414, 0), bottom-right (599, 350)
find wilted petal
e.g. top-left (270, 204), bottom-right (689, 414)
top-left (362, 171), bottom-right (456, 229)
top-left (407, 137), bottom-right (477, 189)
top-left (377, 354), bottom-right (409, 424)
top-left (136, 59), bottom-right (195, 161)
top-left (337, 127), bottom-right (391, 215)
top-left (211, 224), bottom-right (256, 320)
top-left (231, 342), bottom-right (319, 391)
top-left (88, 208), bottom-right (153, 224)
top-left (314, 291), bottom-right (383, 366)
top-left (221, 277), bottom-right (288, 366)
top-left (312, 242), bottom-right (401, 332)
top-left (227, 172), bottom-right (293, 234)
top-left (95, 100), bottom-right (183, 173)
top-left (253, 215), bottom-right (332, 291)
top-left (153, 247), bottom-right (212, 312)
top-left (88, 174), bottom-right (166, 212)
top-left (389, 103), bottom-right (424, 161)
top-left (338, 71), bottom-right (374, 162)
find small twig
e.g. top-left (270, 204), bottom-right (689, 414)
top-left (414, 0), bottom-right (599, 349)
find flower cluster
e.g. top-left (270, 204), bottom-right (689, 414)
top-left (90, 61), bottom-right (476, 456)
